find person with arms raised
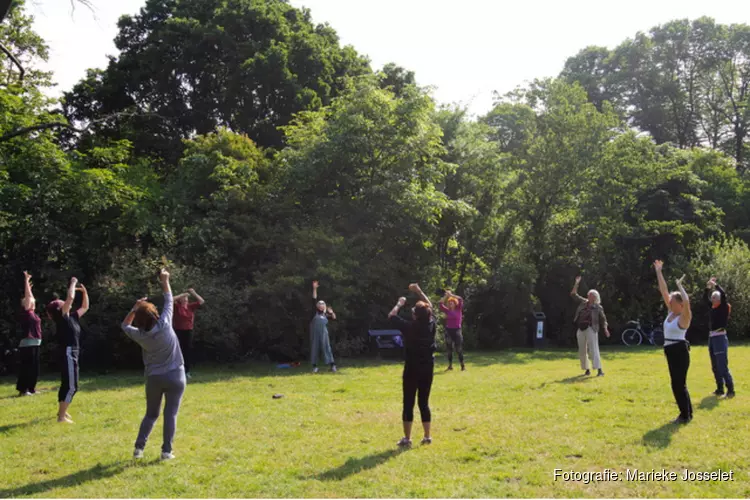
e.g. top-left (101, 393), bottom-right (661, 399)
top-left (438, 289), bottom-right (465, 371)
top-left (389, 283), bottom-right (436, 447)
top-left (570, 276), bottom-right (610, 377)
top-left (46, 277), bottom-right (89, 423)
top-left (704, 277), bottom-right (735, 398)
top-left (122, 268), bottom-right (185, 461)
top-left (655, 260), bottom-right (693, 424)
top-left (310, 280), bottom-right (337, 373)
top-left (16, 271), bottom-right (42, 397)
top-left (172, 288), bottom-right (205, 379)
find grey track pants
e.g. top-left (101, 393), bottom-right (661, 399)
top-left (135, 367), bottom-right (186, 453)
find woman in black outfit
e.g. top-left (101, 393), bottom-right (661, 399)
top-left (46, 277), bottom-right (89, 423)
top-left (388, 283), bottom-right (436, 447)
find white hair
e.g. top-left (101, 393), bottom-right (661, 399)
top-left (711, 291), bottom-right (721, 302)
top-left (587, 289), bottom-right (601, 305)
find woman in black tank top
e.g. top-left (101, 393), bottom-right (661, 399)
top-left (388, 283), bottom-right (436, 447)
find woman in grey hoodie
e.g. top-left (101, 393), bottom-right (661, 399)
top-left (121, 268), bottom-right (185, 460)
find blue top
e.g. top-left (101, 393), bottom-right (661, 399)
top-left (121, 292), bottom-right (184, 376)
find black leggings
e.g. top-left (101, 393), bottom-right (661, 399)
top-left (16, 346), bottom-right (40, 394)
top-left (664, 342), bottom-right (692, 420)
top-left (175, 330), bottom-right (193, 373)
top-left (402, 364), bottom-right (434, 422)
top-left (445, 328), bottom-right (464, 366)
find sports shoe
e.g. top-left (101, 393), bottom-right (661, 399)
top-left (446, 365), bottom-right (453, 371)
top-left (584, 369), bottom-right (591, 376)
top-left (331, 365), bottom-right (337, 373)
top-left (133, 448), bottom-right (144, 459)
top-left (161, 452), bottom-right (175, 460)
top-left (671, 416), bottom-right (691, 425)
top-left (421, 437), bottom-right (432, 445)
top-left (397, 437), bottom-right (412, 448)
top-left (714, 389), bottom-right (724, 396)
top-left (723, 392), bottom-right (736, 399)
top-left (312, 367), bottom-right (319, 373)
top-left (461, 364), bottom-right (466, 371)
top-left (597, 370), bottom-right (604, 377)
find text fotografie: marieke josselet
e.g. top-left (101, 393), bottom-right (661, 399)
top-left (554, 469), bottom-right (734, 483)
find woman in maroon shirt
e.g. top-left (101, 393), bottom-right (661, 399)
top-left (172, 288), bottom-right (205, 378)
top-left (17, 271), bottom-right (42, 396)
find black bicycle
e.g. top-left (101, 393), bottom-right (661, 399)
top-left (621, 320), bottom-right (664, 346)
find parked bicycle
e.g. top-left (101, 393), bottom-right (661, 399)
top-left (621, 320), bottom-right (664, 346)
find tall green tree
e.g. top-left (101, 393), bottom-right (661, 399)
top-left (62, 0), bottom-right (372, 163)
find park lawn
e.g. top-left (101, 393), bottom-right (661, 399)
top-left (1, 345), bottom-right (750, 498)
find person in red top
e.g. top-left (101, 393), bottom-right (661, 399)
top-left (17, 271), bottom-right (42, 396)
top-left (172, 288), bottom-right (205, 378)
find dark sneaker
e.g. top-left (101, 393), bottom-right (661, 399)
top-left (584, 369), bottom-right (591, 376)
top-left (723, 392), bottom-right (736, 399)
top-left (671, 416), bottom-right (691, 425)
top-left (446, 365), bottom-right (453, 371)
top-left (597, 370), bottom-right (604, 377)
top-left (713, 389), bottom-right (724, 396)
top-left (461, 364), bottom-right (466, 371)
top-left (421, 437), bottom-right (432, 445)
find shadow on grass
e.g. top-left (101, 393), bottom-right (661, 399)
top-left (555, 375), bottom-right (594, 384)
top-left (78, 364), bottom-right (316, 392)
top-left (4, 347), bottom-right (669, 394)
top-left (312, 448), bottom-right (407, 481)
top-left (0, 460), bottom-right (158, 497)
top-left (0, 417), bottom-right (44, 434)
top-left (698, 395), bottom-right (719, 411)
top-left (642, 421), bottom-right (684, 449)
top-left (464, 347), bottom-right (654, 368)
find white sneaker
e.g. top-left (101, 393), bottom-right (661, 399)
top-left (133, 448), bottom-right (144, 459)
top-left (312, 367), bottom-right (319, 373)
top-left (331, 365), bottom-right (337, 373)
top-left (160, 452), bottom-right (175, 460)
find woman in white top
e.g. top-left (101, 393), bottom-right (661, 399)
top-left (654, 260), bottom-right (693, 424)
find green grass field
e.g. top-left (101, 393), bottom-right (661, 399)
top-left (1, 345), bottom-right (749, 498)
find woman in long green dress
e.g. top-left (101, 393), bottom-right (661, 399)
top-left (310, 280), bottom-right (337, 373)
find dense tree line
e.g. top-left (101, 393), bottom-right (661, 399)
top-left (2, 1), bottom-right (750, 371)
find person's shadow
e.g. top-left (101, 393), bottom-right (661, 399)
top-left (642, 421), bottom-right (684, 449)
top-left (555, 375), bottom-right (593, 384)
top-left (698, 395), bottom-right (719, 411)
top-left (312, 448), bottom-right (407, 481)
top-left (0, 460), bottom-right (158, 497)
top-left (0, 418), bottom-right (43, 434)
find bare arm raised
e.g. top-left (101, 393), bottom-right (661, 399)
top-left (654, 261), bottom-right (671, 310)
top-left (21, 271), bottom-right (34, 311)
top-left (62, 277), bottom-right (78, 317)
top-left (408, 283), bottom-right (432, 309)
top-left (675, 275), bottom-right (692, 329)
